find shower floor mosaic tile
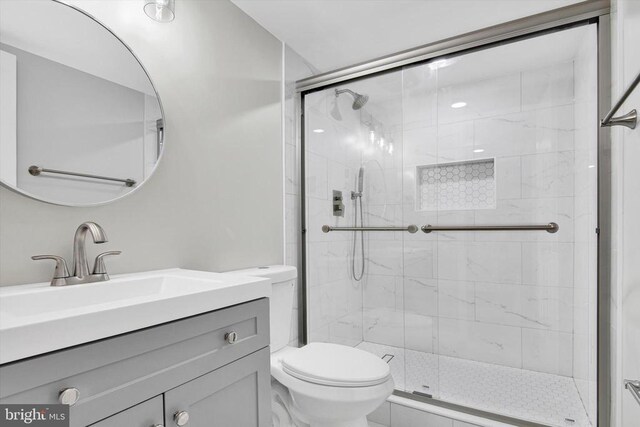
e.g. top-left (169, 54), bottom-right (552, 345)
top-left (357, 341), bottom-right (592, 427)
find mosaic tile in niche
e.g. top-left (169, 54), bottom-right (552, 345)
top-left (417, 158), bottom-right (496, 211)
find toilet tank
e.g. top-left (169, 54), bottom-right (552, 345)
top-left (226, 265), bottom-right (297, 352)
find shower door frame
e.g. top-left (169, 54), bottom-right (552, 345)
top-left (296, 1), bottom-right (612, 425)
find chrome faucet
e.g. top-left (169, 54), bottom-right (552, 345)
top-left (73, 222), bottom-right (107, 279)
top-left (32, 222), bottom-right (121, 286)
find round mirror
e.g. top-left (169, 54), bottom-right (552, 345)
top-left (0, 0), bottom-right (164, 206)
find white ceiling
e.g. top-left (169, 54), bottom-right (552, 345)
top-left (231, 0), bottom-right (585, 74)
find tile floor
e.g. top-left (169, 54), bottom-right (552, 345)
top-left (357, 342), bottom-right (592, 427)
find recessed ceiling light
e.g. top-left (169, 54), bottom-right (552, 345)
top-left (312, 129), bottom-right (325, 133)
top-left (451, 102), bottom-right (467, 109)
top-left (428, 58), bottom-right (457, 71)
top-left (588, 164), bottom-right (596, 169)
top-left (473, 148), bottom-right (485, 153)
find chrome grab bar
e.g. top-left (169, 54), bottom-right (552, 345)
top-left (601, 71), bottom-right (639, 129)
top-left (322, 225), bottom-right (419, 234)
top-left (625, 380), bottom-right (640, 406)
top-left (28, 165), bottom-right (136, 187)
top-left (421, 222), bottom-right (559, 234)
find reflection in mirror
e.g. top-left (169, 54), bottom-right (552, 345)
top-left (0, 0), bottom-right (164, 206)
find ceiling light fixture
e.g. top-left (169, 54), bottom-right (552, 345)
top-left (451, 102), bottom-right (467, 109)
top-left (312, 129), bottom-right (325, 134)
top-left (144, 0), bottom-right (175, 23)
top-left (473, 148), bottom-right (485, 153)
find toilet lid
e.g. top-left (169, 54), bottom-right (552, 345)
top-left (281, 343), bottom-right (391, 387)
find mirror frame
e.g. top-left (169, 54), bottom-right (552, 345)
top-left (0, 0), bottom-right (166, 207)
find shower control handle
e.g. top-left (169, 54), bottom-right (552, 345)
top-left (332, 190), bottom-right (344, 217)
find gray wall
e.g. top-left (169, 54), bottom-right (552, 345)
top-left (0, 0), bottom-right (283, 286)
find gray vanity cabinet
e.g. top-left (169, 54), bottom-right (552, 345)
top-left (0, 298), bottom-right (271, 427)
top-left (164, 347), bottom-right (271, 427)
top-left (88, 396), bottom-right (163, 427)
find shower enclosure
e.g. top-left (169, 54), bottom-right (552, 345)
top-left (301, 20), bottom-right (603, 427)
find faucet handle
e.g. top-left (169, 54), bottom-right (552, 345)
top-left (32, 255), bottom-right (70, 285)
top-left (92, 251), bottom-right (121, 276)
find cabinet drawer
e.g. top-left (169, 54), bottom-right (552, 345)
top-left (164, 347), bottom-right (271, 427)
top-left (0, 298), bottom-right (269, 427)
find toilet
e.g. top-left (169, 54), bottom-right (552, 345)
top-left (229, 266), bottom-right (394, 427)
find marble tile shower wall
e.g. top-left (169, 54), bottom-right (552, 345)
top-left (360, 60), bottom-right (596, 379)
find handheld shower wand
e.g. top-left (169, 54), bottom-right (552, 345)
top-left (352, 167), bottom-right (364, 199)
top-left (351, 166), bottom-right (365, 281)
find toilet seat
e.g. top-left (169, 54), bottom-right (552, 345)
top-left (280, 342), bottom-right (391, 387)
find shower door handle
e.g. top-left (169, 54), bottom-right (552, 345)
top-left (421, 223), bottom-right (559, 233)
top-left (322, 225), bottom-right (419, 233)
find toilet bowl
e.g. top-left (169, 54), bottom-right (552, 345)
top-left (228, 266), bottom-right (394, 427)
top-left (272, 344), bottom-right (394, 427)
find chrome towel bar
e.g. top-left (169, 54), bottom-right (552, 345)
top-left (322, 225), bottom-right (419, 233)
top-left (28, 165), bottom-right (136, 187)
top-left (421, 223), bottom-right (559, 234)
top-left (601, 71), bottom-right (639, 129)
top-left (625, 380), bottom-right (640, 406)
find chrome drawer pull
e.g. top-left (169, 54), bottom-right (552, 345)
top-left (225, 331), bottom-right (238, 344)
top-left (174, 410), bottom-right (189, 426)
top-left (58, 387), bottom-right (80, 406)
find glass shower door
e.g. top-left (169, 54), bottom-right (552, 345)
top-left (399, 24), bottom-right (598, 426)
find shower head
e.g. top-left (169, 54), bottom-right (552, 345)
top-left (335, 88), bottom-right (369, 111)
top-left (352, 93), bottom-right (369, 110)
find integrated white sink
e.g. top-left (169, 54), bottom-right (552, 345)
top-left (0, 269), bottom-right (271, 364)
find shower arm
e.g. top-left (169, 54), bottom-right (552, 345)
top-left (335, 88), bottom-right (357, 97)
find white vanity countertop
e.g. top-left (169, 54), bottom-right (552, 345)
top-left (0, 269), bottom-right (271, 365)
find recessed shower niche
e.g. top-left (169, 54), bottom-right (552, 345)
top-left (416, 158), bottom-right (496, 211)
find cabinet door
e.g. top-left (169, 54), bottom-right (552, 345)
top-left (89, 396), bottom-right (163, 427)
top-left (164, 348), bottom-right (271, 427)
